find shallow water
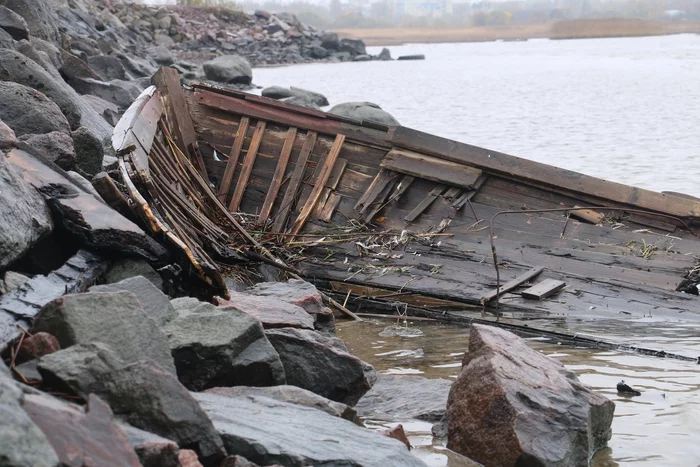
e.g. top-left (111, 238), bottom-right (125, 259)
top-left (253, 33), bottom-right (700, 196)
top-left (337, 319), bottom-right (700, 466)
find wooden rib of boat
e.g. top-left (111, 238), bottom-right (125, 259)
top-left (115, 68), bottom-right (700, 356)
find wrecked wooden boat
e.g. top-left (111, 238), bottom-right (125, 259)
top-left (115, 67), bottom-right (700, 358)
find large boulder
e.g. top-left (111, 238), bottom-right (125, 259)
top-left (216, 291), bottom-right (315, 331)
top-left (20, 131), bottom-right (76, 170)
top-left (0, 4), bottom-right (28, 40)
top-left (71, 126), bottom-right (104, 176)
top-left (90, 276), bottom-right (177, 327)
top-left (37, 343), bottom-right (226, 465)
top-left (1, 0), bottom-right (59, 42)
top-left (69, 77), bottom-right (144, 110)
top-left (446, 324), bottom-right (615, 467)
top-left (162, 299), bottom-right (286, 391)
top-left (32, 291), bottom-right (177, 375)
top-left (0, 81), bottom-right (71, 136)
top-left (246, 279), bottom-right (335, 334)
top-left (0, 119), bottom-right (17, 150)
top-left (203, 55), bottom-right (253, 85)
top-left (22, 392), bottom-right (141, 466)
top-left (339, 38), bottom-right (366, 55)
top-left (0, 362), bottom-right (60, 467)
top-left (329, 101), bottom-right (399, 126)
top-left (104, 258), bottom-right (164, 291)
top-left (265, 327), bottom-right (376, 405)
top-left (88, 54), bottom-right (127, 81)
top-left (0, 151), bottom-right (53, 270)
top-left (0, 48), bottom-right (82, 129)
top-left (195, 392), bottom-right (427, 467)
top-left (261, 86), bottom-right (329, 107)
top-left (356, 374), bottom-right (452, 423)
top-left (205, 385), bottom-right (357, 421)
top-left (320, 32), bottom-right (340, 50)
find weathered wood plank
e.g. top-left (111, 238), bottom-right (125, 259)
top-left (273, 131), bottom-right (317, 233)
top-left (259, 127), bottom-right (297, 224)
top-left (521, 279), bottom-right (567, 300)
top-left (355, 169), bottom-right (400, 213)
top-left (381, 148), bottom-right (482, 188)
top-left (387, 126), bottom-right (700, 219)
top-left (570, 205), bottom-right (605, 225)
top-left (319, 192), bottom-right (342, 222)
top-left (153, 68), bottom-right (209, 183)
top-left (628, 213), bottom-right (677, 232)
top-left (290, 134), bottom-right (346, 236)
top-left (405, 185), bottom-right (446, 222)
top-left (480, 266), bottom-right (545, 303)
top-left (218, 116), bottom-right (249, 202)
top-left (229, 121), bottom-right (266, 212)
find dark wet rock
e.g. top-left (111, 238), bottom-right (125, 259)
top-left (309, 45), bottom-right (328, 59)
top-left (60, 49), bottom-right (103, 83)
top-left (70, 77), bottom-right (144, 110)
top-left (2, 0), bottom-right (59, 43)
top-left (162, 299), bottom-right (285, 391)
top-left (0, 249), bottom-right (106, 352)
top-left (203, 54), bottom-right (253, 85)
top-left (1, 271), bottom-right (29, 294)
top-left (339, 38), bottom-right (367, 55)
top-left (7, 147), bottom-right (168, 262)
top-left (104, 258), bottom-right (164, 291)
top-left (33, 291), bottom-right (176, 374)
top-left (149, 45), bottom-right (174, 65)
top-left (0, 48), bottom-right (82, 129)
top-left (0, 81), bottom-right (71, 136)
top-left (353, 54), bottom-right (372, 62)
top-left (262, 85), bottom-right (329, 107)
top-left (196, 392), bottom-right (426, 466)
top-left (279, 95), bottom-right (320, 109)
top-left (446, 324), bottom-right (615, 467)
top-left (378, 47), bottom-right (392, 60)
top-left (37, 343), bottom-right (225, 464)
top-left (20, 131), bottom-right (76, 170)
top-left (380, 424), bottom-right (411, 450)
top-left (22, 393), bottom-right (140, 466)
top-left (246, 279), bottom-right (335, 334)
top-left (90, 276), bottom-right (176, 327)
top-left (0, 150), bottom-right (53, 270)
top-left (216, 291), bottom-right (315, 331)
top-left (204, 385), bottom-right (357, 422)
top-left (329, 101), bottom-right (399, 126)
top-left (617, 380), bottom-right (642, 396)
top-left (356, 374), bottom-right (452, 423)
top-left (120, 423), bottom-right (180, 467)
top-left (320, 31), bottom-right (340, 50)
top-left (88, 54), bottom-right (127, 81)
top-left (15, 331), bottom-right (60, 363)
top-left (265, 327), bottom-right (376, 405)
top-left (71, 126), bottom-right (104, 176)
top-left (0, 119), bottom-right (17, 151)
top-left (0, 5), bottom-right (29, 40)
top-left (0, 361), bottom-right (60, 467)
top-left (223, 455), bottom-right (266, 467)
top-left (398, 54), bottom-right (425, 60)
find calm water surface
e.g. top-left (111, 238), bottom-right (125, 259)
top-left (253, 34), bottom-right (700, 196)
top-left (255, 35), bottom-right (700, 465)
top-left (337, 319), bottom-right (700, 466)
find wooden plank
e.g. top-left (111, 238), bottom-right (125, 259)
top-left (570, 205), bottom-right (605, 225)
top-left (363, 176), bottom-right (399, 223)
top-left (152, 68), bottom-right (210, 183)
top-left (381, 148), bottom-right (482, 188)
top-left (228, 121), bottom-right (266, 212)
top-left (273, 131), bottom-right (317, 233)
top-left (355, 169), bottom-right (400, 213)
top-left (312, 158), bottom-right (348, 220)
top-left (387, 126), bottom-right (700, 219)
top-left (319, 192), bottom-right (342, 222)
top-left (521, 279), bottom-right (566, 300)
top-left (628, 213), bottom-right (677, 233)
top-left (259, 127), bottom-right (298, 224)
top-left (217, 116), bottom-right (249, 202)
top-left (480, 266), bottom-right (545, 304)
top-left (194, 88), bottom-right (388, 147)
top-left (405, 185), bottom-right (446, 222)
top-left (290, 134), bottom-right (346, 237)
top-left (452, 174), bottom-right (489, 209)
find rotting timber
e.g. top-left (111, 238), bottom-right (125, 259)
top-left (116, 67), bottom-right (700, 361)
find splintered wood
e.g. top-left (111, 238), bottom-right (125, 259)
top-left (229, 121), bottom-right (266, 212)
top-left (218, 116), bottom-right (249, 203)
top-left (259, 127), bottom-right (298, 224)
top-left (273, 131), bottom-right (317, 233)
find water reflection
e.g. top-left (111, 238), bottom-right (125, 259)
top-left (337, 319), bottom-right (700, 466)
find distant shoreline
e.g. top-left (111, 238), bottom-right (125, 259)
top-left (336, 19), bottom-right (700, 46)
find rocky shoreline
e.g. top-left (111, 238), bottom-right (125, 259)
top-left (1, 1), bottom-right (614, 466)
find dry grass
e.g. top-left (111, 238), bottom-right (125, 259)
top-left (337, 20), bottom-right (700, 46)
